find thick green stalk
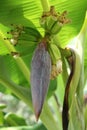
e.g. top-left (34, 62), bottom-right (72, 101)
top-left (40, 0), bottom-right (50, 12)
top-left (0, 32), bottom-right (30, 83)
top-left (53, 96), bottom-right (62, 130)
top-left (41, 103), bottom-right (60, 130)
top-left (0, 77), bottom-right (32, 107)
top-left (61, 56), bottom-right (68, 86)
top-left (0, 111), bottom-right (4, 125)
top-left (68, 49), bottom-right (81, 104)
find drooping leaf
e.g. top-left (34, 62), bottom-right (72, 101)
top-left (68, 96), bottom-right (85, 130)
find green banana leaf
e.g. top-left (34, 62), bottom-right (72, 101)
top-left (0, 0), bottom-right (87, 130)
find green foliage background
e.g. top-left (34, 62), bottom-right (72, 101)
top-left (0, 0), bottom-right (87, 130)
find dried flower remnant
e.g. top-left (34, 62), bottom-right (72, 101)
top-left (51, 59), bottom-right (62, 79)
top-left (40, 6), bottom-right (70, 35)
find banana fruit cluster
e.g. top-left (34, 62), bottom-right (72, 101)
top-left (9, 24), bottom-right (42, 46)
top-left (48, 42), bottom-right (61, 64)
top-left (7, 6), bottom-right (70, 79)
top-left (40, 6), bottom-right (70, 35)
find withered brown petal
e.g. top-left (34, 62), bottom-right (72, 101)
top-left (30, 42), bottom-right (51, 121)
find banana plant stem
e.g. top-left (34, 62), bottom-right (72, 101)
top-left (0, 77), bottom-right (31, 107)
top-left (0, 33), bottom-right (30, 83)
top-left (40, 0), bottom-right (50, 12)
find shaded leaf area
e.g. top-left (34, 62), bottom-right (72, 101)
top-left (68, 96), bottom-right (85, 130)
top-left (56, 75), bottom-right (64, 106)
top-left (0, 25), bottom-right (10, 55)
top-left (0, 84), bottom-right (7, 93)
top-left (84, 32), bottom-right (87, 84)
top-left (84, 33), bottom-right (87, 67)
top-left (0, 55), bottom-right (28, 87)
top-left (0, 0), bottom-right (38, 27)
top-left (53, 0), bottom-right (87, 47)
top-left (0, 83), bottom-right (12, 95)
top-left (0, 123), bottom-right (47, 130)
top-left (0, 40), bottom-right (9, 56)
top-left (47, 79), bottom-right (57, 98)
top-left (84, 105), bottom-right (87, 129)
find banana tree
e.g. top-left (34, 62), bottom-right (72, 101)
top-left (0, 0), bottom-right (87, 130)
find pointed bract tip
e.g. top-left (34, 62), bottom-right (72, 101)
top-left (36, 116), bottom-right (39, 122)
top-left (35, 112), bottom-right (40, 122)
top-left (34, 107), bottom-right (42, 122)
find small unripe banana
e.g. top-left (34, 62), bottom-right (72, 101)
top-left (40, 6), bottom-right (70, 35)
top-left (9, 25), bottom-right (42, 46)
top-left (48, 43), bottom-right (61, 64)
